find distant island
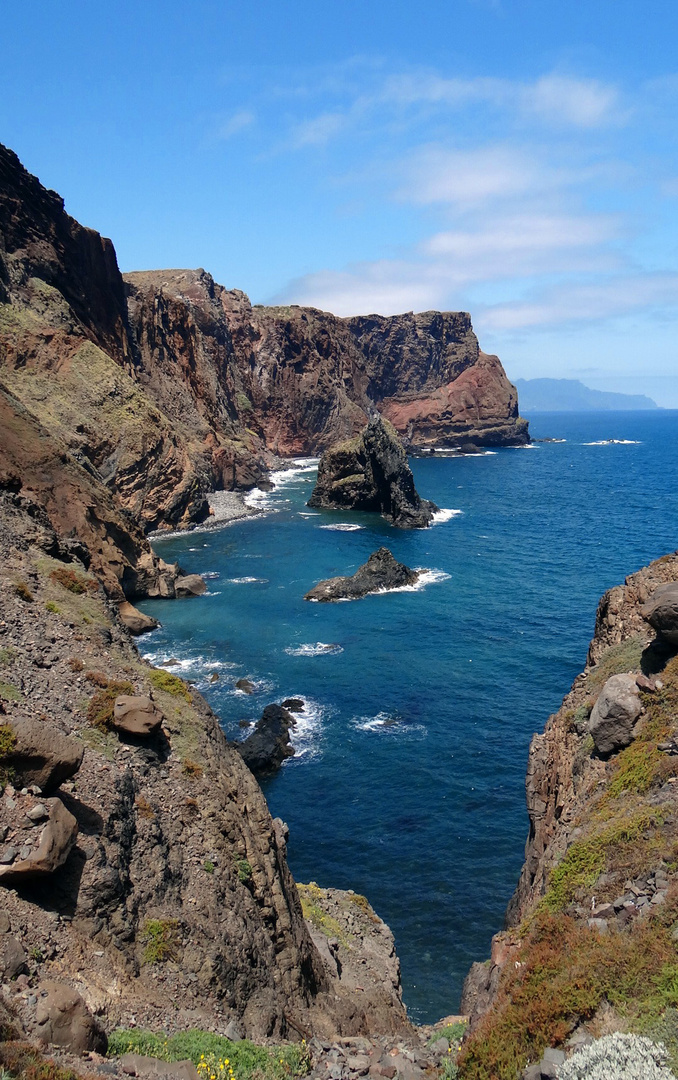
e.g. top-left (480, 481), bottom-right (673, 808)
top-left (514, 377), bottom-right (660, 412)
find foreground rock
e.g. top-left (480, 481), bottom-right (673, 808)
top-left (457, 549), bottom-right (678, 1077)
top-left (35, 981), bottom-right (107, 1055)
top-left (305, 548), bottom-right (419, 602)
top-left (118, 601), bottom-right (160, 636)
top-left (236, 704), bottom-right (296, 776)
top-left (642, 581), bottom-right (678, 644)
top-left (0, 790), bottom-right (78, 882)
top-left (3, 715), bottom-right (83, 791)
top-left (308, 416), bottom-right (437, 528)
top-left (588, 673), bottom-right (642, 755)
top-left (112, 695), bottom-right (164, 738)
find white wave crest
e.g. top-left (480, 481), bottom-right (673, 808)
top-left (583, 439), bottom-right (641, 446)
top-left (227, 576), bottom-right (268, 584)
top-left (284, 642), bottom-right (344, 657)
top-left (284, 697), bottom-right (332, 761)
top-left (319, 523), bottom-right (365, 531)
top-left (244, 458), bottom-right (319, 513)
top-left (431, 508), bottom-right (462, 524)
top-left (353, 711), bottom-right (426, 735)
top-left (376, 568), bottom-right (451, 595)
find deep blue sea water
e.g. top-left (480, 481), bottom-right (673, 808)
top-left (137, 411), bottom-right (678, 1024)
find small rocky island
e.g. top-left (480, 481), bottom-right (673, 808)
top-left (305, 547), bottom-right (420, 602)
top-left (308, 415), bottom-right (438, 528)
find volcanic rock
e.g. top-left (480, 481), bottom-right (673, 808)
top-left (304, 548), bottom-right (419, 602)
top-left (112, 695), bottom-right (164, 737)
top-left (35, 981), bottom-right (107, 1054)
top-left (118, 601), bottom-right (159, 636)
top-left (588, 674), bottom-right (643, 756)
top-left (641, 581), bottom-right (678, 645)
top-left (236, 704), bottom-right (297, 776)
top-left (175, 574), bottom-right (207, 598)
top-left (308, 416), bottom-right (437, 528)
top-left (4, 715), bottom-right (83, 791)
top-left (0, 794), bottom-right (78, 882)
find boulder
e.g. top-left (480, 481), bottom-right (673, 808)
top-left (588, 674), bottom-right (643, 755)
top-left (175, 574), bottom-right (207, 598)
top-left (4, 715), bottom-right (83, 791)
top-left (235, 678), bottom-right (255, 694)
top-left (118, 600), bottom-right (159, 636)
top-left (0, 935), bottom-right (27, 979)
top-left (119, 1055), bottom-right (198, 1080)
top-left (35, 981), bottom-right (107, 1054)
top-left (0, 796), bottom-right (78, 882)
top-left (308, 416), bottom-right (438, 528)
top-left (236, 704), bottom-right (297, 776)
top-left (304, 547), bottom-right (419, 602)
top-left (112, 695), bottom-right (163, 737)
top-left (641, 582), bottom-right (678, 645)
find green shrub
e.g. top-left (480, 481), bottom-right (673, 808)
top-left (149, 669), bottom-right (191, 702)
top-left (107, 1029), bottom-right (310, 1080)
top-left (234, 857), bottom-right (252, 884)
top-left (141, 919), bottom-right (180, 964)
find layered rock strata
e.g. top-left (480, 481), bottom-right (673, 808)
top-left (307, 416), bottom-right (438, 528)
top-left (1, 144), bottom-right (527, 558)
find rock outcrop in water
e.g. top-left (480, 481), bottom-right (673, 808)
top-left (305, 548), bottom-right (419, 602)
top-left (236, 704), bottom-right (297, 776)
top-left (457, 551), bottom-right (678, 1079)
top-left (308, 416), bottom-right (438, 528)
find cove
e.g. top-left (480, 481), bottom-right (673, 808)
top-left (136, 410), bottom-right (678, 1023)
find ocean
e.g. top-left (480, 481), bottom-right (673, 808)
top-left (136, 410), bottom-right (678, 1024)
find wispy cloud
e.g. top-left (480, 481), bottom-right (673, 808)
top-left (217, 109), bottom-right (256, 139)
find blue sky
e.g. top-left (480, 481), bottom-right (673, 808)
top-left (3, 1), bottom-right (678, 402)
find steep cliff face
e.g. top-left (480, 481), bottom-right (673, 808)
top-left (0, 143), bottom-right (527, 553)
top-left (458, 552), bottom-right (678, 1080)
top-left (0, 490), bottom-right (407, 1041)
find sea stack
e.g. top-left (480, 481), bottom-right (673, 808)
top-left (304, 547), bottom-right (420, 602)
top-left (308, 415), bottom-right (438, 528)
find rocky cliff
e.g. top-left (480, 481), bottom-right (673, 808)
top-left (0, 487), bottom-right (409, 1044)
top-left (458, 552), bottom-right (678, 1080)
top-left (0, 143), bottom-right (527, 554)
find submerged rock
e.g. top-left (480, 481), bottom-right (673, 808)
top-left (305, 548), bottom-right (420, 602)
top-left (236, 704), bottom-right (297, 776)
top-left (308, 416), bottom-right (438, 528)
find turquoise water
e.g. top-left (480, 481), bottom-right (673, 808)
top-left (138, 411), bottom-right (678, 1024)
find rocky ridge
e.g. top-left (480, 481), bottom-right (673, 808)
top-left (307, 417), bottom-right (437, 528)
top-left (1, 144), bottom-right (527, 552)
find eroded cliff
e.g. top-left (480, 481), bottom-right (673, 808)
top-left (458, 552), bottom-right (678, 1080)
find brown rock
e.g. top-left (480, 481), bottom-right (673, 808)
top-left (35, 981), bottom-right (107, 1054)
top-left (175, 574), bottom-right (207, 598)
top-left (112, 695), bottom-right (163, 737)
top-left (118, 601), bottom-right (159, 636)
top-left (235, 678), bottom-right (255, 694)
top-left (305, 548), bottom-right (419, 602)
top-left (119, 1057), bottom-right (198, 1080)
top-left (4, 715), bottom-right (83, 791)
top-left (0, 797), bottom-right (78, 882)
top-left (0, 935), bottom-right (27, 979)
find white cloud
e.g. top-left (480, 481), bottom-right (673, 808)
top-left (479, 274), bottom-right (678, 331)
top-left (400, 145), bottom-right (567, 207)
top-left (217, 110), bottom-right (256, 139)
top-left (520, 75), bottom-right (621, 128)
top-left (290, 111), bottom-right (348, 147)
